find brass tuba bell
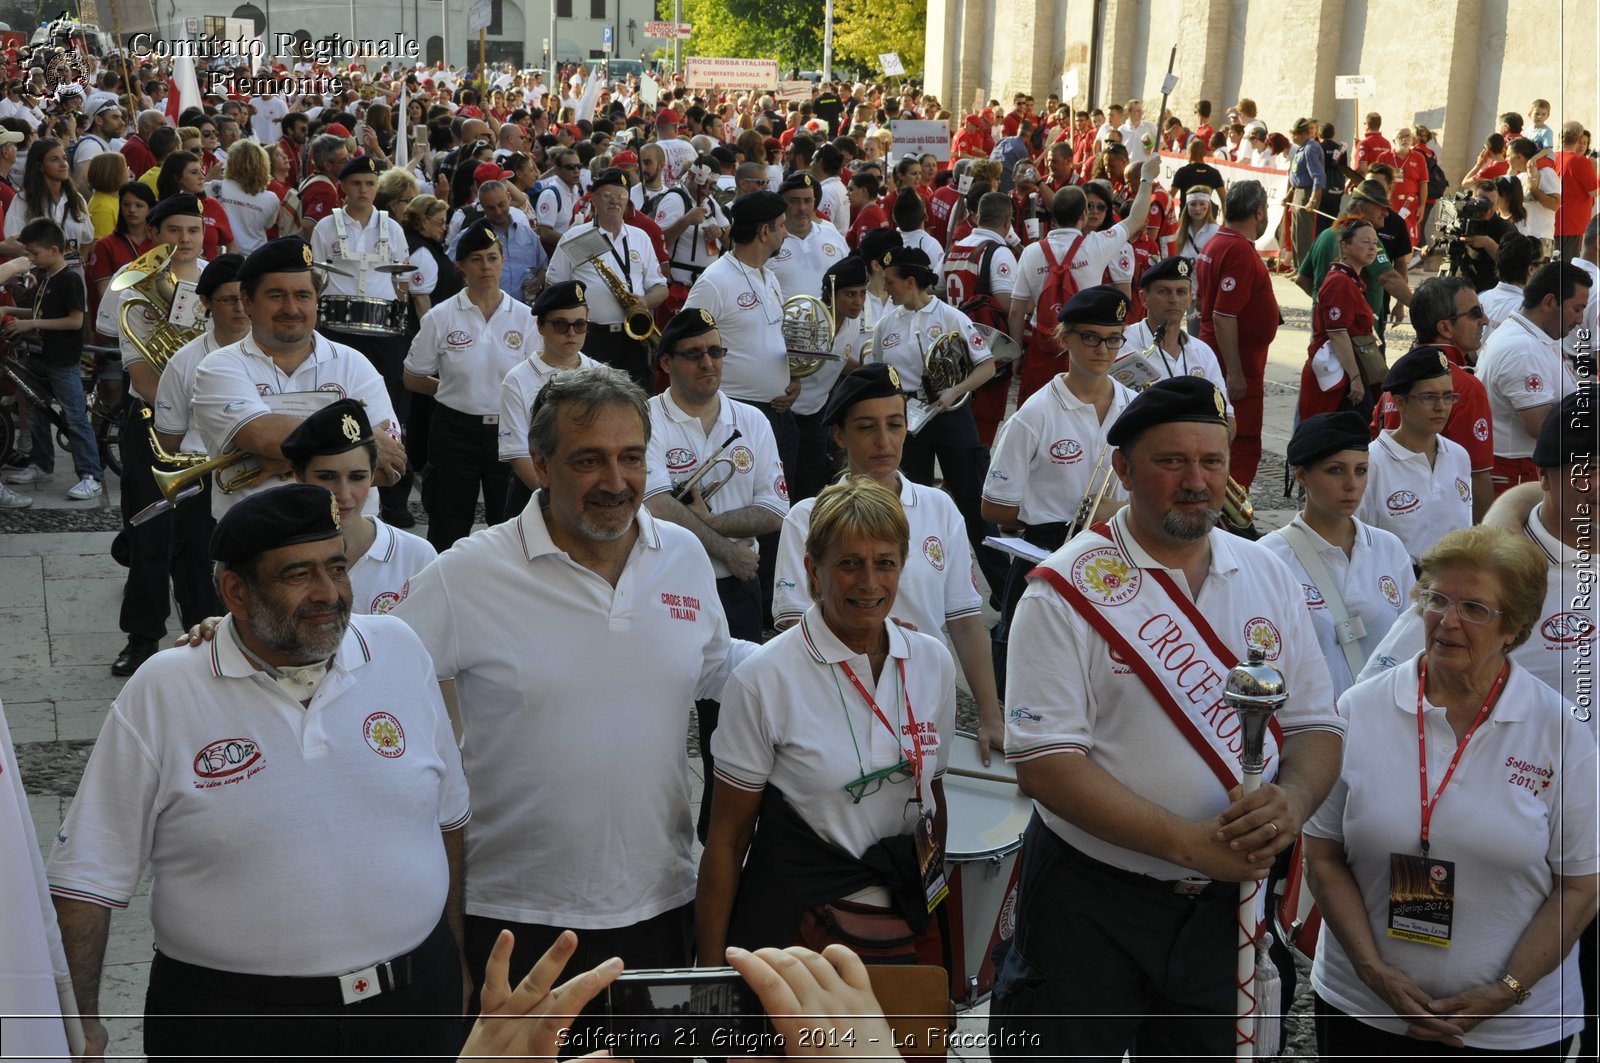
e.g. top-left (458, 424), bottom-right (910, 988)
top-left (110, 243), bottom-right (208, 376)
top-left (781, 294), bottom-right (837, 379)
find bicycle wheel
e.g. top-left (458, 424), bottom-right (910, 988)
top-left (93, 395), bottom-right (126, 479)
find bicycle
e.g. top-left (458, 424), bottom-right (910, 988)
top-left (0, 338), bottom-right (125, 479)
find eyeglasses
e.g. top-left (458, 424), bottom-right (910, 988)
top-left (1419, 588), bottom-right (1504, 625)
top-left (200, 129), bottom-right (218, 137)
top-left (1084, 201), bottom-right (1108, 213)
top-left (1449, 304), bottom-right (1487, 321)
top-left (843, 759), bottom-right (914, 803)
top-left (1405, 391), bottom-right (1460, 406)
top-left (670, 345), bottom-right (728, 360)
top-left (1072, 331), bottom-right (1127, 350)
top-left (543, 318), bottom-right (589, 334)
top-left (559, 163), bottom-right (581, 171)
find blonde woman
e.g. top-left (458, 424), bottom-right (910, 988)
top-left (85, 152), bottom-right (129, 238)
top-left (214, 140), bottom-right (279, 253)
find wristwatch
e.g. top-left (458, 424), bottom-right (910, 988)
top-left (1498, 972), bottom-right (1531, 1005)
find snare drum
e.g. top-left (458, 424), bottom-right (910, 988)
top-left (318, 296), bottom-right (407, 337)
top-left (941, 731), bottom-right (1031, 1007)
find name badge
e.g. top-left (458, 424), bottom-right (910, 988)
top-left (169, 280), bottom-right (200, 328)
top-left (913, 806), bottom-right (949, 914)
top-left (1386, 852), bottom-right (1455, 948)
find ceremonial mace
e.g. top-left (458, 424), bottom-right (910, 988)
top-left (1224, 647), bottom-right (1288, 1062)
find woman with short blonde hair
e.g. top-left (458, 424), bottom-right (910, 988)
top-left (215, 140), bottom-right (278, 253)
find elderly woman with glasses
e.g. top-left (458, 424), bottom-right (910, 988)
top-left (697, 475), bottom-right (957, 964)
top-left (1303, 524), bottom-right (1596, 1058)
top-left (1356, 346), bottom-right (1474, 567)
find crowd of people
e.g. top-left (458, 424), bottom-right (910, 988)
top-left (0, 31), bottom-right (1594, 1061)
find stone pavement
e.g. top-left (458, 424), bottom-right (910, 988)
top-left (3, 270), bottom-right (1368, 1059)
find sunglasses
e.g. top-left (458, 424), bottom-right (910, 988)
top-left (670, 346), bottom-right (728, 360)
top-left (559, 163), bottom-right (581, 171)
top-left (543, 318), bottom-right (589, 334)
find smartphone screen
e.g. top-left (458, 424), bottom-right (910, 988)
top-left (579, 969), bottom-right (773, 1058)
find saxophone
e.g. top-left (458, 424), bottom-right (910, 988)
top-left (589, 253), bottom-right (660, 346)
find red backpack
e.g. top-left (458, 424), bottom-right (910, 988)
top-left (942, 239), bottom-right (1010, 333)
top-left (1019, 233), bottom-right (1086, 401)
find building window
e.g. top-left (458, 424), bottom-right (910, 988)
top-left (230, 4), bottom-right (266, 35)
top-left (488, 0), bottom-right (503, 35)
top-left (590, 0), bottom-right (605, 19)
top-left (556, 0), bottom-right (572, 16)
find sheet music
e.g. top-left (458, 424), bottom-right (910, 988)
top-left (983, 536), bottom-right (1051, 565)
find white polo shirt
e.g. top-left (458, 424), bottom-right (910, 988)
top-left (683, 253), bottom-right (788, 404)
top-left (46, 614), bottom-right (470, 977)
top-left (153, 328), bottom-right (224, 454)
top-left (658, 137), bottom-right (698, 185)
top-left (533, 179), bottom-right (581, 236)
top-left (650, 186), bottom-right (728, 286)
top-left (1119, 322), bottom-right (1236, 418)
top-left (768, 220), bottom-right (849, 301)
top-left (712, 606), bottom-right (956, 858)
top-left (793, 310), bottom-right (873, 418)
top-left (983, 374), bottom-right (1133, 526)
top-left (496, 351), bottom-right (601, 462)
top-left (644, 390), bottom-right (790, 578)
top-left (405, 290), bottom-right (535, 417)
top-left (1478, 281), bottom-right (1523, 330)
top-left (1477, 312), bottom-right (1578, 459)
top-left (392, 503), bottom-right (734, 929)
top-left (190, 333), bottom-right (397, 518)
top-left (1359, 503), bottom-right (1598, 712)
top-left (818, 175), bottom-right (850, 230)
top-left (871, 297), bottom-right (992, 396)
top-left (546, 220), bottom-right (666, 326)
top-left (1012, 221), bottom-right (1138, 329)
top-left (98, 257), bottom-right (209, 365)
top-left (1305, 655), bottom-right (1596, 1050)
top-left (310, 208), bottom-right (410, 300)
top-left (944, 228), bottom-right (1019, 300)
top-left (774, 474), bottom-right (982, 644)
top-left (1356, 430), bottom-right (1473, 564)
top-left (352, 516), bottom-right (439, 616)
top-left (1005, 508), bottom-right (1344, 879)
top-left (897, 228), bottom-right (945, 274)
top-left (1259, 515), bottom-right (1415, 695)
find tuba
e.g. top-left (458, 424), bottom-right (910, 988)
top-left (921, 331), bottom-right (975, 410)
top-left (782, 294), bottom-right (836, 379)
top-left (110, 244), bottom-right (208, 375)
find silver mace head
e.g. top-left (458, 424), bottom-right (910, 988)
top-left (1225, 646), bottom-right (1289, 775)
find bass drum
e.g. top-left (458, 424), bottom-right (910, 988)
top-left (318, 295), bottom-right (408, 337)
top-left (941, 731), bottom-right (1030, 1008)
top-left (1271, 833), bottom-right (1322, 965)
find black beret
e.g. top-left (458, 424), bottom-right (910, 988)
top-left (339, 154), bottom-right (382, 180)
top-left (147, 193), bottom-right (204, 226)
top-left (1383, 345), bottom-right (1453, 393)
top-left (530, 279), bottom-right (586, 318)
top-left (280, 399), bottom-right (373, 465)
top-left (659, 307), bottom-right (717, 354)
top-left (821, 256), bottom-right (868, 294)
top-left (1057, 283), bottom-right (1130, 325)
top-left (209, 483), bottom-right (343, 564)
top-left (236, 237), bottom-right (314, 286)
top-left (822, 363), bottom-right (907, 425)
top-left (729, 190), bottom-right (787, 225)
top-left (856, 227), bottom-right (903, 264)
top-left (195, 253), bottom-right (245, 298)
top-left (778, 172), bottom-right (820, 197)
top-left (881, 245), bottom-right (933, 275)
top-left (1106, 375), bottom-right (1229, 447)
top-left (590, 166), bottom-right (627, 191)
top-left (454, 218), bottom-right (500, 260)
top-left (1286, 411), bottom-right (1370, 467)
top-left (1533, 386), bottom-right (1595, 469)
top-left (1138, 255), bottom-right (1196, 289)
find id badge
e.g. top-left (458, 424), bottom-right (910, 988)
top-left (913, 806), bottom-right (949, 913)
top-left (168, 280), bottom-right (200, 328)
top-left (1386, 852), bottom-right (1455, 947)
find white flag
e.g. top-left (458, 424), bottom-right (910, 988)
top-left (394, 90), bottom-right (410, 170)
top-left (174, 55), bottom-right (202, 116)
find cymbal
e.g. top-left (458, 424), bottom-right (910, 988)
top-left (313, 260), bottom-right (353, 277)
top-left (375, 263), bottom-right (415, 275)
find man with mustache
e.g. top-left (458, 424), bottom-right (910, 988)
top-left (191, 237), bottom-right (409, 521)
top-left (990, 375), bottom-right (1344, 1059)
top-left (395, 365), bottom-right (740, 1012)
top-left (48, 482), bottom-right (470, 1060)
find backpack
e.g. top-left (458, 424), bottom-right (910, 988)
top-left (642, 185), bottom-right (693, 223)
top-left (942, 239), bottom-right (1009, 332)
top-left (1424, 149), bottom-right (1449, 201)
top-left (1032, 233), bottom-right (1088, 343)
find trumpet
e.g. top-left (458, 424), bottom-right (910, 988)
top-left (139, 406), bottom-right (210, 469)
top-left (783, 294), bottom-right (837, 379)
top-left (672, 430), bottom-right (742, 504)
top-left (130, 452), bottom-right (264, 526)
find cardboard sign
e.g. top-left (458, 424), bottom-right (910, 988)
top-left (778, 79), bottom-right (813, 102)
top-left (684, 56), bottom-right (780, 92)
top-left (880, 53), bottom-right (905, 76)
top-left (890, 119), bottom-right (952, 162)
top-left (1335, 75), bottom-right (1375, 99)
top-left (1062, 69), bottom-right (1079, 102)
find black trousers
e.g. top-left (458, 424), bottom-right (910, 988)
top-left (901, 403), bottom-right (1009, 603)
top-left (790, 408), bottom-right (837, 504)
top-left (584, 325), bottom-right (654, 392)
top-left (117, 400), bottom-right (219, 644)
top-left (326, 326), bottom-right (415, 515)
top-left (1314, 993), bottom-right (1573, 1058)
top-left (989, 523), bottom-right (1070, 699)
top-left (746, 401), bottom-right (799, 626)
top-left (462, 902), bottom-right (693, 1017)
top-left (696, 573), bottom-right (764, 842)
top-left (143, 915), bottom-right (462, 1060)
top-left (1580, 914), bottom-right (1598, 1058)
top-left (989, 815), bottom-right (1237, 1060)
top-left (422, 405), bottom-right (512, 552)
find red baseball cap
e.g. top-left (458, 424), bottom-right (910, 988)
top-left (611, 150), bottom-right (638, 167)
top-left (326, 123), bottom-right (352, 137)
top-left (474, 161), bottom-right (515, 184)
top-left (656, 111), bottom-right (679, 126)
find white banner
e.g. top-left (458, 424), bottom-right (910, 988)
top-left (1153, 150), bottom-right (1292, 255)
top-left (684, 56), bottom-right (779, 92)
top-left (639, 73), bottom-right (660, 106)
top-left (644, 20), bottom-right (692, 39)
top-left (880, 52), bottom-right (905, 76)
top-left (890, 119), bottom-right (952, 162)
top-left (1334, 74), bottom-right (1375, 100)
top-left (777, 79), bottom-right (813, 102)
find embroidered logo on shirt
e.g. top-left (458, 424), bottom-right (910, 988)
top-left (1328, 306), bottom-right (1342, 321)
top-left (1379, 575), bottom-right (1401, 608)
top-left (1541, 611), bottom-right (1596, 645)
top-left (822, 244), bottom-right (837, 256)
top-left (1386, 489), bottom-right (1421, 513)
top-left (661, 592), bottom-right (701, 621)
top-left (1301, 582), bottom-right (1326, 608)
top-left (730, 445), bottom-right (755, 473)
top-left (505, 331), bottom-right (524, 349)
top-left (775, 473), bottom-right (789, 502)
top-left (1526, 373), bottom-right (1544, 393)
top-left (665, 447), bottom-right (696, 472)
top-left (1220, 276), bottom-right (1237, 292)
top-left (1107, 645), bottom-right (1135, 674)
top-left (736, 291), bottom-right (758, 309)
top-left (446, 329), bottom-right (472, 347)
top-left (1070, 547), bottom-right (1141, 606)
top-left (193, 738), bottom-right (264, 784)
top-left (1505, 756), bottom-right (1555, 794)
top-left (881, 333), bottom-right (902, 349)
top-left (1244, 617), bottom-right (1282, 661)
top-left (1474, 417), bottom-right (1489, 441)
top-left (1455, 478), bottom-right (1470, 503)
top-left (362, 712), bottom-right (407, 758)
top-left (922, 535), bottom-right (946, 571)
top-left (1048, 438), bottom-right (1085, 464)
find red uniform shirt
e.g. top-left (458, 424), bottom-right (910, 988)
top-left (200, 197), bottom-right (233, 260)
top-left (1554, 151), bottom-right (1599, 237)
top-left (954, 130), bottom-right (987, 159)
top-left (1308, 263), bottom-right (1374, 357)
top-left (1475, 160), bottom-right (1510, 181)
top-left (947, 217), bottom-right (977, 247)
top-left (926, 185), bottom-right (961, 246)
top-left (279, 136), bottom-right (304, 187)
top-left (1353, 132), bottom-right (1394, 173)
top-left (298, 174), bottom-right (343, 229)
top-left (847, 202), bottom-right (888, 250)
top-left (119, 134), bottom-right (156, 181)
top-left (85, 230), bottom-right (154, 338)
top-left (1373, 347), bottom-right (1493, 472)
top-left (1195, 123), bottom-right (1215, 147)
top-left (1197, 225), bottom-right (1279, 376)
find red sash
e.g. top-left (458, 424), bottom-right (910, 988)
top-left (1031, 522), bottom-right (1284, 792)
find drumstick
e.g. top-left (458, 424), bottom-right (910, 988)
top-left (1283, 201), bottom-right (1340, 221)
top-left (945, 766), bottom-right (1018, 786)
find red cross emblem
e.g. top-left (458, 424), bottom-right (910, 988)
top-left (353, 978), bottom-right (369, 994)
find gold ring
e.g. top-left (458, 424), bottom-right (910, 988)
top-left (1266, 821), bottom-right (1279, 836)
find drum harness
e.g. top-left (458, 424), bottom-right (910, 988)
top-left (330, 208), bottom-right (397, 298)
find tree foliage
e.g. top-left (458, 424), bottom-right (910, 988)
top-left (832, 0), bottom-right (924, 78)
top-left (663, 0), bottom-right (825, 70)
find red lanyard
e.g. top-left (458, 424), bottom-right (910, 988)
top-left (1415, 659), bottom-right (1509, 854)
top-left (838, 658), bottom-right (922, 801)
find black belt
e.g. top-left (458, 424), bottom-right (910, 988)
top-left (433, 403), bottom-right (501, 427)
top-left (669, 260), bottom-right (707, 277)
top-left (151, 915), bottom-right (452, 1007)
top-left (1042, 817), bottom-right (1236, 900)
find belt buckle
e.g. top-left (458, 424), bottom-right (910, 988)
top-left (482, 414), bottom-right (500, 425)
top-left (1172, 876), bottom-right (1212, 896)
top-left (338, 963), bottom-right (383, 1004)
top-left (607, 323), bottom-right (624, 333)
